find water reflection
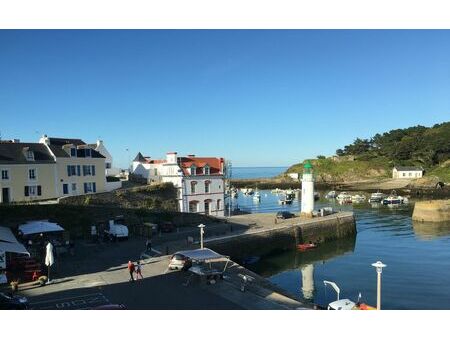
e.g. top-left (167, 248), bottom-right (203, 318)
top-left (301, 264), bottom-right (315, 300)
top-left (412, 220), bottom-right (450, 240)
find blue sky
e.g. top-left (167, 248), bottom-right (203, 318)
top-left (1, 30), bottom-right (449, 168)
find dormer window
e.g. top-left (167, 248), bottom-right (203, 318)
top-left (25, 150), bottom-right (34, 161)
top-left (190, 165), bottom-right (196, 176)
top-left (204, 165), bottom-right (210, 175)
top-left (70, 147), bottom-right (77, 157)
top-left (85, 148), bottom-right (92, 157)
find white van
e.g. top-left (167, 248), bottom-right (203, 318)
top-left (104, 220), bottom-right (129, 241)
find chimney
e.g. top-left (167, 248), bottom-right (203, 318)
top-left (97, 140), bottom-right (103, 147)
top-left (166, 152), bottom-right (178, 164)
top-left (187, 154), bottom-right (195, 158)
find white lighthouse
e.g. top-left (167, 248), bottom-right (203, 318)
top-left (301, 161), bottom-right (315, 218)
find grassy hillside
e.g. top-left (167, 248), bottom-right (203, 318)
top-left (286, 121), bottom-right (450, 183)
top-left (286, 156), bottom-right (391, 182)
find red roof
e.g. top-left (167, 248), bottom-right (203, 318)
top-left (179, 157), bottom-right (224, 176)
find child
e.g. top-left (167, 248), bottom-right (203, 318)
top-left (135, 260), bottom-right (143, 280)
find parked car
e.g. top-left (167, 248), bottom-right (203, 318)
top-left (168, 253), bottom-right (192, 271)
top-left (159, 222), bottom-right (175, 233)
top-left (276, 211), bottom-right (295, 219)
top-left (104, 220), bottom-right (129, 241)
top-left (0, 292), bottom-right (29, 310)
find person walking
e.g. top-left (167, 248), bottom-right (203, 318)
top-left (145, 238), bottom-right (152, 252)
top-left (127, 260), bottom-right (135, 282)
top-left (135, 260), bottom-right (143, 280)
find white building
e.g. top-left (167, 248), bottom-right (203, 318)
top-left (301, 161), bottom-right (314, 218)
top-left (392, 166), bottom-right (423, 179)
top-left (132, 152), bottom-right (226, 217)
top-left (88, 140), bottom-right (121, 177)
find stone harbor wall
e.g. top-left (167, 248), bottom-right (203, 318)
top-left (412, 199), bottom-right (450, 223)
top-left (208, 212), bottom-right (356, 260)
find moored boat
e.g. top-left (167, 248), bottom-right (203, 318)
top-left (382, 190), bottom-right (408, 205)
top-left (325, 190), bottom-right (337, 199)
top-left (297, 243), bottom-right (317, 251)
top-left (369, 191), bottom-right (386, 203)
top-left (336, 192), bottom-right (352, 204)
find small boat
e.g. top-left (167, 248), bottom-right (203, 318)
top-left (382, 190), bottom-right (408, 205)
top-left (368, 191), bottom-right (386, 203)
top-left (314, 191), bottom-right (320, 201)
top-left (253, 191), bottom-right (261, 202)
top-left (323, 281), bottom-right (375, 310)
top-left (351, 194), bottom-right (366, 203)
top-left (325, 191), bottom-right (337, 199)
top-left (271, 188), bottom-right (284, 194)
top-left (297, 243), bottom-right (317, 251)
top-left (336, 192), bottom-right (352, 204)
top-left (278, 194), bottom-right (294, 205)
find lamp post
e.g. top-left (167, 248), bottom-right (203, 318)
top-left (198, 224), bottom-right (205, 249)
top-left (371, 261), bottom-right (387, 310)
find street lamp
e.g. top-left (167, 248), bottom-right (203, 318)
top-left (371, 261), bottom-right (387, 310)
top-left (198, 224), bottom-right (206, 249)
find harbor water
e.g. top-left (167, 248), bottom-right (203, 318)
top-left (232, 189), bottom-right (450, 309)
top-left (232, 167), bottom-right (288, 179)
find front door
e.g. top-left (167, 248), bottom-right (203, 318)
top-left (2, 188), bottom-right (10, 203)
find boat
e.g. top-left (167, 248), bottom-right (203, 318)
top-left (278, 194), bottom-right (293, 205)
top-left (297, 243), bottom-right (317, 251)
top-left (323, 281), bottom-right (376, 310)
top-left (314, 191), bottom-right (320, 201)
top-left (253, 190), bottom-right (261, 202)
top-left (271, 188), bottom-right (284, 194)
top-left (325, 191), bottom-right (337, 199)
top-left (351, 194), bottom-right (366, 203)
top-left (368, 191), bottom-right (386, 203)
top-left (336, 192), bottom-right (352, 204)
top-left (382, 190), bottom-right (408, 205)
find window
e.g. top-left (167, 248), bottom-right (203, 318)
top-left (205, 181), bottom-right (210, 193)
top-left (70, 148), bottom-right (77, 157)
top-left (1, 170), bottom-right (8, 180)
top-left (85, 148), bottom-right (92, 157)
top-left (72, 183), bottom-right (77, 192)
top-left (83, 182), bottom-right (97, 193)
top-left (154, 168), bottom-right (158, 176)
top-left (189, 201), bottom-right (198, 213)
top-left (83, 165), bottom-right (92, 176)
top-left (25, 150), bottom-right (34, 161)
top-left (217, 199), bottom-right (221, 210)
top-left (191, 181), bottom-right (197, 194)
top-left (409, 172), bottom-right (412, 177)
top-left (204, 200), bottom-right (210, 215)
top-left (204, 166), bottom-right (210, 175)
top-left (91, 165), bottom-right (96, 176)
top-left (67, 165), bottom-right (76, 176)
top-left (63, 184), bottom-right (69, 195)
top-left (77, 165), bottom-right (81, 176)
top-left (402, 173), bottom-right (406, 177)
top-left (106, 163), bottom-right (112, 169)
top-left (24, 185), bottom-right (41, 197)
top-left (191, 165), bottom-right (196, 176)
top-left (29, 169), bottom-right (36, 180)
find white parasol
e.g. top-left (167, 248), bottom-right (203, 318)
top-left (45, 242), bottom-right (54, 282)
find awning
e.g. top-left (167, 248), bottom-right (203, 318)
top-left (0, 226), bottom-right (30, 256)
top-left (18, 220), bottom-right (64, 236)
top-left (176, 248), bottom-right (227, 262)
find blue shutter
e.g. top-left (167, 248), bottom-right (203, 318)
top-left (77, 165), bottom-right (81, 176)
top-left (93, 182), bottom-right (96, 193)
top-left (84, 182), bottom-right (88, 193)
top-left (67, 165), bottom-right (71, 177)
top-left (24, 186), bottom-right (29, 196)
top-left (37, 186), bottom-right (42, 196)
top-left (92, 165), bottom-right (95, 176)
top-left (83, 165), bottom-right (86, 176)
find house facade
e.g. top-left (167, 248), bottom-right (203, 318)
top-left (392, 166), bottom-right (424, 179)
top-left (39, 136), bottom-right (107, 196)
top-left (132, 152), bottom-right (226, 217)
top-left (88, 140), bottom-right (121, 177)
top-left (0, 141), bottom-right (58, 203)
